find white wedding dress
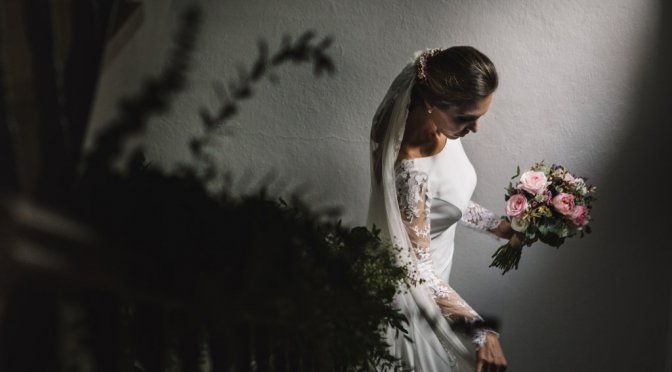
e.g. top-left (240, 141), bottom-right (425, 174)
top-left (367, 57), bottom-right (501, 372)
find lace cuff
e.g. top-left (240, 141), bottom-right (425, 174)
top-left (473, 328), bottom-right (500, 350)
top-left (395, 161), bottom-right (482, 323)
top-left (460, 200), bottom-right (502, 232)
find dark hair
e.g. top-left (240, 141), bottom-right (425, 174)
top-left (411, 46), bottom-right (498, 109)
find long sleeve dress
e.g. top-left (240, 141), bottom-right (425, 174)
top-left (392, 137), bottom-right (501, 370)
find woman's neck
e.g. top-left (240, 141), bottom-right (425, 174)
top-left (398, 105), bottom-right (445, 160)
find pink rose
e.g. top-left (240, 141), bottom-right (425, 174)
top-left (552, 193), bottom-right (575, 216)
top-left (506, 194), bottom-right (528, 217)
top-left (571, 205), bottom-right (590, 226)
top-left (520, 171), bottom-right (549, 195)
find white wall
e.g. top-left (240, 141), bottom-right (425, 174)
top-left (88, 0), bottom-right (672, 370)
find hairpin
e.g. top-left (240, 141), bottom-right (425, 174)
top-left (417, 48), bottom-right (441, 83)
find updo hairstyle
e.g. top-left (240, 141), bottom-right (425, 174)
top-left (412, 46), bottom-right (498, 110)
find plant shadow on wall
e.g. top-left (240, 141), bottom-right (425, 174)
top-left (0, 5), bottom-right (411, 372)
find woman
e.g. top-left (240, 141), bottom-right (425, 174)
top-left (368, 47), bottom-right (522, 371)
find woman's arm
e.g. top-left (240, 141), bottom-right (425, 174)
top-left (461, 201), bottom-right (530, 247)
top-left (397, 168), bottom-right (508, 370)
top-left (395, 164), bottom-right (500, 344)
top-left (460, 201), bottom-right (503, 233)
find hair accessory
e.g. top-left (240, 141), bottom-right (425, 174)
top-left (417, 48), bottom-right (441, 83)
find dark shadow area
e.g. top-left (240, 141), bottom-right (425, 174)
top-left (577, 1), bottom-right (672, 369)
top-left (0, 3), bottom-right (409, 372)
top-left (509, 1), bottom-right (672, 370)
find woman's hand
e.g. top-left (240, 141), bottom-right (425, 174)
top-left (490, 220), bottom-right (535, 248)
top-left (489, 219), bottom-right (514, 240)
top-left (476, 332), bottom-right (508, 372)
top-left (508, 232), bottom-right (526, 248)
top-left (509, 231), bottom-right (537, 248)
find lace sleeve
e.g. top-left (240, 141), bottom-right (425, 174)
top-left (395, 162), bottom-right (483, 324)
top-left (460, 200), bottom-right (502, 232)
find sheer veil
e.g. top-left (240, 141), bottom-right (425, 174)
top-left (367, 53), bottom-right (474, 368)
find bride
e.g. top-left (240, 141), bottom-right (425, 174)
top-left (368, 46), bottom-right (522, 371)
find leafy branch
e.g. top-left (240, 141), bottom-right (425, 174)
top-left (83, 5), bottom-right (202, 173)
top-left (189, 31), bottom-right (335, 181)
top-left (198, 31), bottom-right (334, 130)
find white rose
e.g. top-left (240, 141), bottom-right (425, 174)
top-left (511, 217), bottom-right (529, 232)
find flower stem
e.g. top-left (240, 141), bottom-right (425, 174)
top-left (489, 242), bottom-right (522, 275)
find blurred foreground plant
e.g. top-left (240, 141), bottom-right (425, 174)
top-left (60, 5), bottom-right (409, 371)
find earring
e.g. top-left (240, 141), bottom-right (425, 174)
top-left (427, 109), bottom-right (432, 114)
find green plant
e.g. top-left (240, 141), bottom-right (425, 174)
top-left (67, 5), bottom-right (411, 371)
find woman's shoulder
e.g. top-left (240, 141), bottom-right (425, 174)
top-left (395, 159), bottom-right (429, 188)
top-left (394, 158), bottom-right (419, 174)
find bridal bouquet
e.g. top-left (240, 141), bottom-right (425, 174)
top-left (490, 162), bottom-right (597, 274)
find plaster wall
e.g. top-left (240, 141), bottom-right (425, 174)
top-left (88, 0), bottom-right (671, 370)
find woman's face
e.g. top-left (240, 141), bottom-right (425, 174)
top-left (428, 94), bottom-right (493, 140)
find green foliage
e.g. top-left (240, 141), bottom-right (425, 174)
top-left (75, 160), bottom-right (411, 370)
top-left (69, 5), bottom-right (410, 371)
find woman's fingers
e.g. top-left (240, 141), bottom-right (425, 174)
top-left (476, 333), bottom-right (507, 372)
top-left (478, 362), bottom-right (507, 372)
top-left (487, 361), bottom-right (507, 372)
top-left (476, 354), bottom-right (508, 372)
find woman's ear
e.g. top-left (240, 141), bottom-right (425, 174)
top-left (424, 99), bottom-right (434, 114)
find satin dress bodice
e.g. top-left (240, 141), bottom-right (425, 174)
top-left (409, 138), bottom-right (477, 278)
